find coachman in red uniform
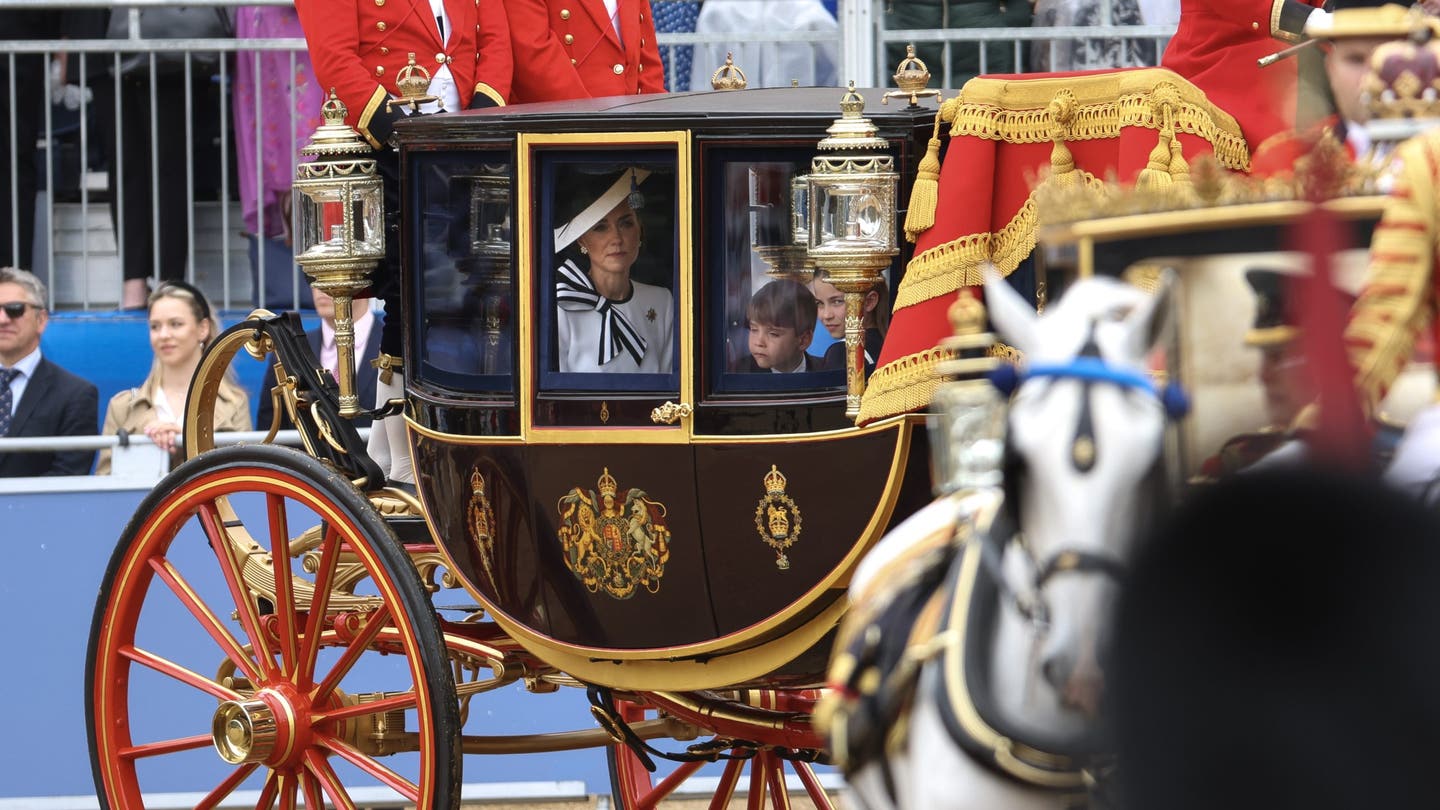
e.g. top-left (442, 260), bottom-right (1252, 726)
top-left (507, 0), bottom-right (666, 103)
top-left (295, 0), bottom-right (514, 149)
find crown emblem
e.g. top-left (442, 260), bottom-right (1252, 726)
top-left (764, 465), bottom-right (788, 496)
top-left (598, 467), bottom-right (618, 500)
top-left (755, 465), bottom-right (801, 570)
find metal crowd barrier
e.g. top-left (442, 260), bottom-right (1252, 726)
top-left (0, 427), bottom-right (369, 493)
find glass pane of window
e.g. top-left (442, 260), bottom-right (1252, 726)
top-left (410, 154), bottom-right (515, 393)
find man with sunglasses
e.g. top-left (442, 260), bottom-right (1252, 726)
top-left (0, 267), bottom-right (98, 477)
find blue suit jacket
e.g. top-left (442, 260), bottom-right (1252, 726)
top-left (0, 356), bottom-right (99, 477)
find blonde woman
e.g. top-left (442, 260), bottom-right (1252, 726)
top-left (97, 281), bottom-right (251, 474)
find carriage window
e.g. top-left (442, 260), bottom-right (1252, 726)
top-left (409, 153), bottom-right (515, 394)
top-left (705, 148), bottom-right (854, 395)
top-left (537, 150), bottom-right (680, 393)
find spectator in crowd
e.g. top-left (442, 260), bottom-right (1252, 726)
top-left (742, 279), bottom-right (822, 373)
top-left (0, 267), bottom-right (98, 477)
top-left (884, 0), bottom-right (1032, 90)
top-left (1031, 0), bottom-right (1161, 72)
top-left (0, 11), bottom-right (68, 271)
top-left (652, 0), bottom-right (700, 91)
top-left (811, 270), bottom-right (887, 375)
top-left (97, 7), bottom-right (233, 309)
top-left (508, 0), bottom-right (666, 103)
top-left (256, 285), bottom-right (381, 431)
top-left (295, 0), bottom-right (513, 486)
top-left (97, 281), bottom-right (250, 475)
top-left (690, 0), bottom-right (839, 89)
top-left (234, 5), bottom-right (321, 312)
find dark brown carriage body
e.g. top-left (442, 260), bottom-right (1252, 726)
top-left (391, 89), bottom-right (938, 690)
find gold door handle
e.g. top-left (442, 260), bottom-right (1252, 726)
top-left (650, 401), bottom-right (693, 425)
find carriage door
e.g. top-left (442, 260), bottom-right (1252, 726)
top-left (517, 133), bottom-right (718, 649)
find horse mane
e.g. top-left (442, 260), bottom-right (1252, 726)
top-left (1110, 466), bottom-right (1440, 809)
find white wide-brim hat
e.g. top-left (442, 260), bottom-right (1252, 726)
top-left (553, 167), bottom-right (652, 253)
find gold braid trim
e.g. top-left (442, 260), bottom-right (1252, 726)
top-left (948, 70), bottom-right (1249, 172)
top-left (1345, 134), bottom-right (1440, 416)
top-left (857, 346), bottom-right (955, 424)
top-left (894, 171), bottom-right (1105, 312)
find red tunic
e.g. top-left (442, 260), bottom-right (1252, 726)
top-left (295, 0), bottom-right (515, 149)
top-left (508, 0), bottom-right (666, 103)
top-left (1161, 0), bottom-right (1325, 148)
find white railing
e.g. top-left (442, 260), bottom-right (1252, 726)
top-left (0, 427), bottom-right (369, 493)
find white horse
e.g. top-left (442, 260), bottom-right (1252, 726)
top-left (825, 271), bottom-right (1178, 810)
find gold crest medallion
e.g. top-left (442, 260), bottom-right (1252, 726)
top-left (754, 465), bottom-right (802, 570)
top-left (556, 467), bottom-right (672, 599)
top-left (467, 469), bottom-right (498, 590)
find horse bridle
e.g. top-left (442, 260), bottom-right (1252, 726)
top-left (983, 352), bottom-right (1187, 630)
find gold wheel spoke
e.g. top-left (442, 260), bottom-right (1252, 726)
top-left (314, 690), bottom-right (417, 724)
top-left (764, 752), bottom-right (792, 810)
top-left (120, 644), bottom-right (242, 702)
top-left (311, 605), bottom-right (393, 704)
top-left (303, 749), bottom-right (367, 810)
top-left (276, 770), bottom-right (299, 810)
top-left (119, 733), bottom-right (213, 760)
top-left (707, 757), bottom-right (745, 810)
top-left (792, 760), bottom-right (833, 809)
top-left (193, 763), bottom-right (258, 810)
top-left (746, 753), bottom-right (767, 810)
top-left (197, 502), bottom-right (280, 679)
top-left (317, 734), bottom-right (420, 801)
top-left (254, 769), bottom-right (280, 810)
top-left (298, 525), bottom-right (342, 690)
top-left (299, 769), bottom-right (326, 810)
top-left (267, 493), bottom-right (300, 675)
top-left (148, 556), bottom-right (262, 684)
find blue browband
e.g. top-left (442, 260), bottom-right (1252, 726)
top-left (1026, 358), bottom-right (1157, 395)
top-left (989, 356), bottom-right (1190, 418)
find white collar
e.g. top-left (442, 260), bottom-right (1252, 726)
top-left (2, 346), bottom-right (41, 378)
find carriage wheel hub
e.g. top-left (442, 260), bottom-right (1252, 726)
top-left (213, 698), bottom-right (279, 764)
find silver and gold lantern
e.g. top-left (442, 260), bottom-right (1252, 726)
top-left (806, 81), bottom-right (899, 419)
top-left (292, 90), bottom-right (385, 417)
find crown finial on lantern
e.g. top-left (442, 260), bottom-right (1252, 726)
top-left (817, 80), bottom-right (887, 150)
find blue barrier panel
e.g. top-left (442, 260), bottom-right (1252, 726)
top-left (0, 487), bottom-right (613, 800)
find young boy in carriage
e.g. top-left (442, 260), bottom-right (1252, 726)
top-left (740, 279), bottom-right (824, 373)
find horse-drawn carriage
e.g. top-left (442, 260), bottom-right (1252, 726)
top-left (85, 71), bottom-right (949, 809)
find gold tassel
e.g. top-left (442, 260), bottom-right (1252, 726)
top-left (904, 96), bottom-right (959, 243)
top-left (1134, 127), bottom-right (1175, 192)
top-left (1046, 89), bottom-right (1079, 188)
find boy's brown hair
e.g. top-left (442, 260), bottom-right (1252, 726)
top-left (747, 279), bottom-right (817, 334)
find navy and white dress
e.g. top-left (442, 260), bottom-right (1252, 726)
top-left (556, 260), bottom-right (675, 374)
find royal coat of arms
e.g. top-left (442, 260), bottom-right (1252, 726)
top-left (556, 467), bottom-right (672, 599)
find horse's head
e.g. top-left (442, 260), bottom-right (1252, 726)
top-left (986, 271), bottom-right (1175, 718)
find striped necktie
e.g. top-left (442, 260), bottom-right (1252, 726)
top-left (0, 367), bottom-right (19, 437)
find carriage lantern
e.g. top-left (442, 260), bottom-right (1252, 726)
top-left (806, 81), bottom-right (900, 419)
top-left (927, 289), bottom-right (1006, 496)
top-left (292, 90), bottom-right (385, 417)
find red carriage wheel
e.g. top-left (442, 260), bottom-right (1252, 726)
top-left (87, 444), bottom-right (460, 810)
top-left (606, 694), bottom-right (837, 809)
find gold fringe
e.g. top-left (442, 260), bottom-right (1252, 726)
top-left (857, 346), bottom-right (956, 424)
top-left (893, 170), bottom-right (1104, 312)
top-left (949, 71), bottom-right (1250, 173)
top-left (905, 96), bottom-right (962, 243)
